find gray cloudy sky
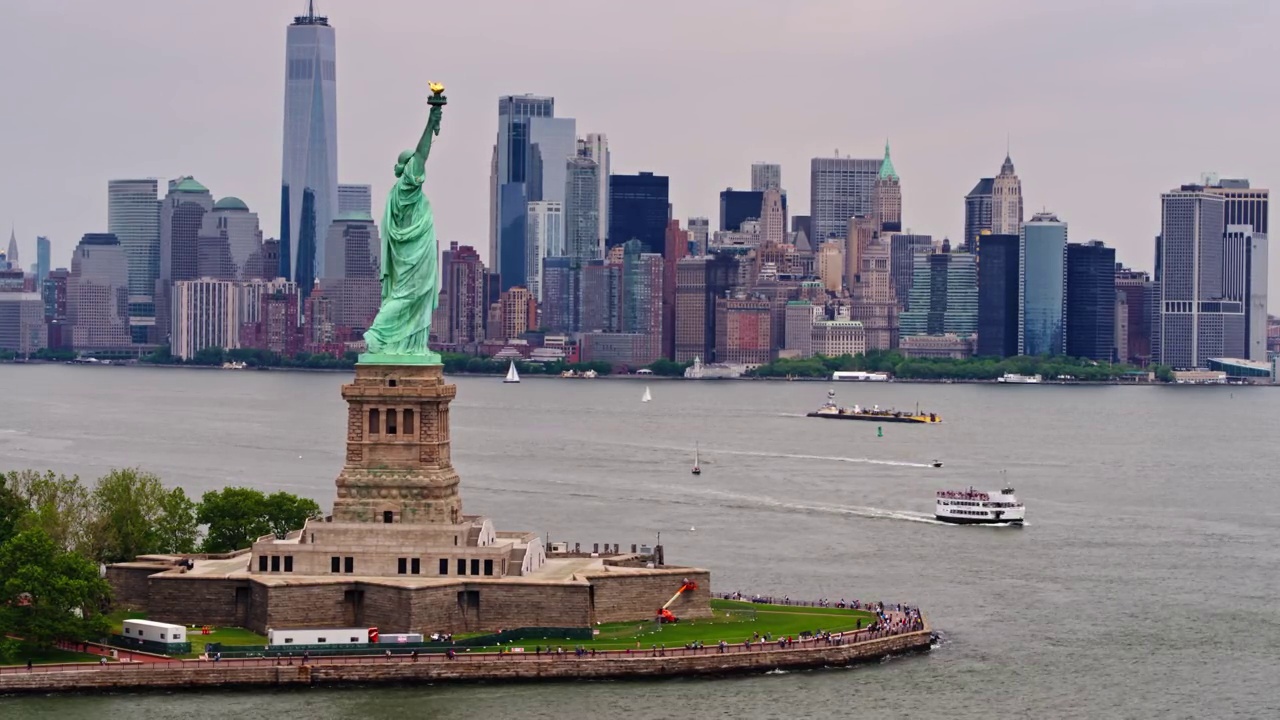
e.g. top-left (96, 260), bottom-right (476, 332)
top-left (3, 0), bottom-right (1278, 301)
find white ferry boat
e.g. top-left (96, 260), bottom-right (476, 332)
top-left (935, 487), bottom-right (1025, 525)
top-left (997, 373), bottom-right (1042, 384)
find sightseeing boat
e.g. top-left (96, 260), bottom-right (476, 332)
top-left (997, 373), bottom-right (1043, 384)
top-left (805, 389), bottom-right (941, 424)
top-left (935, 487), bottom-right (1025, 525)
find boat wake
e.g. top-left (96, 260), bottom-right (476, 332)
top-left (707, 447), bottom-right (933, 469)
top-left (669, 487), bottom-right (949, 525)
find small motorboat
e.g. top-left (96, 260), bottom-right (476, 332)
top-left (931, 460), bottom-right (943, 468)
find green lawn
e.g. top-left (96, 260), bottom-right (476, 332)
top-left (105, 610), bottom-right (267, 657)
top-left (474, 600), bottom-right (878, 652)
top-left (12, 646), bottom-right (102, 665)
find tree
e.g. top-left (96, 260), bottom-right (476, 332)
top-left (5, 470), bottom-right (92, 556)
top-left (197, 487), bottom-right (273, 554)
top-left (263, 491), bottom-right (322, 539)
top-left (88, 468), bottom-right (199, 563)
top-left (0, 529), bottom-right (112, 647)
top-left (197, 487), bottom-right (321, 553)
top-left (0, 473), bottom-right (27, 547)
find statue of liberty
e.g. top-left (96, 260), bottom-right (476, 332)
top-left (361, 82), bottom-right (448, 364)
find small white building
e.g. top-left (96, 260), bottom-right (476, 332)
top-left (268, 627), bottom-right (374, 647)
top-left (122, 619), bottom-right (187, 644)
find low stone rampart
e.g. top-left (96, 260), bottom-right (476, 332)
top-left (0, 630), bottom-right (930, 695)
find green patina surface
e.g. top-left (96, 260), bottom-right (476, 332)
top-left (357, 353), bottom-right (441, 366)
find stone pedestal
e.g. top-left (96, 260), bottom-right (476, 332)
top-left (332, 363), bottom-right (462, 524)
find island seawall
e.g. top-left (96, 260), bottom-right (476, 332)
top-left (0, 629), bottom-right (931, 695)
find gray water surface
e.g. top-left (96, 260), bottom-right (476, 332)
top-left (1, 365), bottom-right (1277, 718)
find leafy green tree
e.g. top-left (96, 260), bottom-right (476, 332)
top-left (0, 473), bottom-right (27, 547)
top-left (88, 469), bottom-right (199, 563)
top-left (263, 491), bottom-right (322, 539)
top-left (0, 529), bottom-right (112, 647)
top-left (197, 487), bottom-right (321, 553)
top-left (197, 487), bottom-right (272, 553)
top-left (5, 470), bottom-right (92, 556)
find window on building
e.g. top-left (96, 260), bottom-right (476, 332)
top-left (387, 409), bottom-right (398, 435)
top-left (284, 556), bottom-right (293, 572)
top-left (331, 556), bottom-right (340, 573)
top-left (387, 378), bottom-right (397, 387)
top-left (369, 408), bottom-right (380, 435)
top-left (457, 558), bottom-right (466, 575)
top-left (317, 637), bottom-right (326, 643)
top-left (271, 555), bottom-right (280, 572)
top-left (344, 556), bottom-right (354, 574)
top-left (454, 535), bottom-right (459, 546)
top-left (411, 558), bottom-right (420, 575)
top-left (403, 409), bottom-right (415, 436)
top-left (439, 558), bottom-right (448, 575)
top-left (484, 559), bottom-right (493, 576)
top-left (383, 510), bottom-right (394, 524)
top-left (258, 555), bottom-right (268, 572)
top-left (398, 558), bottom-right (408, 574)
top-left (471, 559), bottom-right (480, 576)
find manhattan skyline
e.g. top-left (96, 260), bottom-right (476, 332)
top-left (1, 0), bottom-right (1277, 304)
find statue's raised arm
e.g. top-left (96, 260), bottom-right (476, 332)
top-left (414, 83), bottom-right (447, 164)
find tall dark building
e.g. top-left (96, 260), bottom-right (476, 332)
top-left (705, 253), bottom-right (740, 362)
top-left (791, 215), bottom-right (811, 241)
top-left (541, 256), bottom-right (580, 333)
top-left (1066, 241), bottom-right (1117, 361)
top-left (608, 172), bottom-right (669, 255)
top-left (963, 178), bottom-right (994, 253)
top-left (719, 189), bottom-right (788, 233)
top-left (1115, 265), bottom-right (1154, 365)
top-left (976, 234), bottom-right (1020, 357)
top-left (888, 234), bottom-right (934, 308)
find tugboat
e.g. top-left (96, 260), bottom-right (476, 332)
top-left (935, 487), bottom-right (1025, 525)
top-left (806, 389), bottom-right (941, 424)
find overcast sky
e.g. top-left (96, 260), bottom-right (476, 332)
top-left (3, 0), bottom-right (1278, 302)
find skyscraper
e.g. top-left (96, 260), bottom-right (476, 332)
top-left (1204, 179), bottom-right (1269, 362)
top-left (620, 239), bottom-right (663, 363)
top-left (977, 234), bottom-right (1020, 358)
top-left (35, 236), bottom-right (50, 284)
top-left (809, 156), bottom-right (881, 245)
top-left (68, 234), bottom-right (131, 351)
top-left (991, 154), bottom-right (1023, 235)
top-left (564, 156), bottom-right (600, 260)
top-left (687, 217), bottom-right (710, 256)
top-left (1065, 241), bottom-right (1117, 361)
top-left (525, 201), bottom-right (563, 300)
top-left (963, 178), bottom-right (994, 253)
top-left (198, 197), bottom-right (264, 281)
top-left (872, 142), bottom-right (902, 232)
top-left (899, 250), bottom-right (978, 338)
top-left (1115, 266), bottom-right (1154, 365)
top-left (609, 172), bottom-right (669, 256)
top-left (319, 211), bottom-right (380, 331)
top-left (337, 184), bottom-right (372, 216)
top-left (492, 94), bottom-right (554, 290)
top-left (1153, 186), bottom-right (1243, 368)
top-left (540, 256), bottom-right (578, 333)
top-left (1019, 212), bottom-right (1067, 356)
top-left (440, 242), bottom-right (487, 348)
top-left (156, 177), bottom-right (213, 343)
top-left (760, 188), bottom-right (786, 246)
top-left (281, 2), bottom-right (338, 288)
top-left (6, 229), bottom-right (18, 270)
top-left (887, 233), bottom-right (934, 308)
top-left (751, 162), bottom-right (782, 192)
top-left (577, 134), bottom-right (611, 255)
top-left (108, 178), bottom-right (160, 342)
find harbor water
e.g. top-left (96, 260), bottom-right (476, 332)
top-left (1, 365), bottom-right (1278, 718)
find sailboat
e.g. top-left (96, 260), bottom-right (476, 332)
top-left (642, 386), bottom-right (652, 403)
top-left (503, 361), bottom-right (520, 384)
top-left (691, 443), bottom-right (701, 475)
